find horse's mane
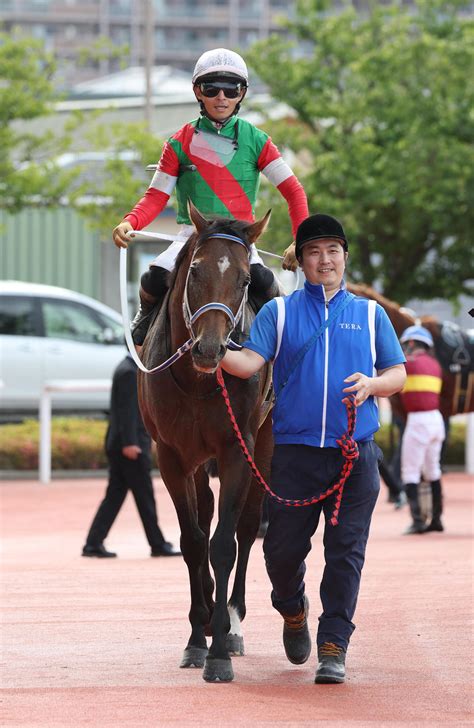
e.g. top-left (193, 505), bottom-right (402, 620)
top-left (346, 282), bottom-right (413, 319)
top-left (167, 217), bottom-right (253, 290)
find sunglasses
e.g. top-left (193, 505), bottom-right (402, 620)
top-left (199, 81), bottom-right (243, 99)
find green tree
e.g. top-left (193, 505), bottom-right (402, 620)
top-left (0, 33), bottom-right (77, 212)
top-left (248, 0), bottom-right (474, 303)
top-left (70, 122), bottom-right (163, 233)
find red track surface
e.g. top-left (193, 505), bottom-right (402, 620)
top-left (2, 473), bottom-right (473, 727)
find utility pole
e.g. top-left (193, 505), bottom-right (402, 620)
top-left (143, 0), bottom-right (154, 129)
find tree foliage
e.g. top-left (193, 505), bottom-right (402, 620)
top-left (70, 122), bottom-right (163, 233)
top-left (0, 33), bottom-right (77, 211)
top-left (248, 0), bottom-right (474, 303)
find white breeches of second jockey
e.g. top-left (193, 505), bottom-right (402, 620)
top-left (401, 410), bottom-right (445, 484)
top-left (150, 225), bottom-right (265, 271)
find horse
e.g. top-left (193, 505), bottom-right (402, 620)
top-left (137, 202), bottom-right (274, 683)
top-left (346, 282), bottom-right (474, 419)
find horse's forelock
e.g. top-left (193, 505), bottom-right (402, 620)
top-left (199, 217), bottom-right (252, 253)
top-left (168, 219), bottom-right (251, 290)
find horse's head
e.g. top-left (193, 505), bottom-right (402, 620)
top-left (184, 202), bottom-right (271, 373)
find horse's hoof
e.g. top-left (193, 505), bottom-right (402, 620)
top-left (226, 633), bottom-right (244, 656)
top-left (180, 646), bottom-right (208, 668)
top-left (203, 657), bottom-right (234, 682)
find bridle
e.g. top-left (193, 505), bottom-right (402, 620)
top-left (182, 232), bottom-right (250, 344)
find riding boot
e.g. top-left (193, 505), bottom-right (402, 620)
top-left (403, 482), bottom-right (426, 534)
top-left (424, 480), bottom-right (444, 532)
top-left (131, 266), bottom-right (169, 346)
top-left (131, 287), bottom-right (160, 345)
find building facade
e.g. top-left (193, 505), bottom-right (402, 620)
top-left (2, 1), bottom-right (470, 89)
top-left (1, 0), bottom-right (291, 86)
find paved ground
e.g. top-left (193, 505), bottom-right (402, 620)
top-left (1, 473), bottom-right (473, 727)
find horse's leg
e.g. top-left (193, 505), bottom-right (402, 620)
top-left (203, 443), bottom-right (255, 683)
top-left (228, 413), bottom-right (272, 656)
top-left (156, 440), bottom-right (210, 669)
top-left (194, 465), bottom-right (215, 630)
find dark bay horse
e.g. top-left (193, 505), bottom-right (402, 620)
top-left (347, 282), bottom-right (474, 419)
top-left (137, 203), bottom-right (273, 683)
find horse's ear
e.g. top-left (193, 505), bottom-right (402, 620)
top-left (188, 200), bottom-right (209, 233)
top-left (245, 209), bottom-right (272, 244)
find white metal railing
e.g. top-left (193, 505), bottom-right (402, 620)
top-left (36, 385), bottom-right (474, 483)
top-left (39, 380), bottom-right (111, 484)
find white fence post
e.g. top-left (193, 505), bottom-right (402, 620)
top-left (38, 380), bottom-right (112, 485)
top-left (466, 413), bottom-right (474, 475)
top-left (39, 388), bottom-right (52, 485)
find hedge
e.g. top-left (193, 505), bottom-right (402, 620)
top-left (0, 418), bottom-right (108, 470)
top-left (0, 418), bottom-right (467, 471)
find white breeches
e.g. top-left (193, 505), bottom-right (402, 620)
top-left (150, 225), bottom-right (264, 271)
top-left (401, 410), bottom-right (445, 484)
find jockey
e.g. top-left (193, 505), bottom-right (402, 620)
top-left (399, 325), bottom-right (445, 534)
top-left (112, 47), bottom-right (308, 345)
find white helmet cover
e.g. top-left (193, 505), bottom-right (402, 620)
top-left (192, 48), bottom-right (249, 85)
top-left (400, 325), bottom-right (434, 348)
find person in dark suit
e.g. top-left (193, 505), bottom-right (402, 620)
top-left (82, 354), bottom-right (180, 558)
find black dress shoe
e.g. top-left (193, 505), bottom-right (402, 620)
top-left (403, 522), bottom-right (426, 535)
top-left (282, 595), bottom-right (311, 665)
top-left (82, 543), bottom-right (117, 558)
top-left (151, 542), bottom-right (181, 557)
top-left (315, 642), bottom-right (346, 684)
top-left (424, 518), bottom-right (444, 532)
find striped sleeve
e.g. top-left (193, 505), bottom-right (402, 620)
top-left (124, 142), bottom-right (179, 230)
top-left (258, 138), bottom-right (308, 238)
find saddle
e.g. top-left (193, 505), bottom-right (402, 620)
top-left (434, 321), bottom-right (474, 416)
top-left (434, 321), bottom-right (474, 375)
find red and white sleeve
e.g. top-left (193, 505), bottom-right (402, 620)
top-left (124, 142), bottom-right (179, 230)
top-left (258, 138), bottom-right (308, 239)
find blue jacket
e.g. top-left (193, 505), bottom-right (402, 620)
top-left (244, 281), bottom-right (405, 448)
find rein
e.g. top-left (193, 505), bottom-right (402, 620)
top-left (216, 368), bottom-right (359, 525)
top-left (120, 247), bottom-right (193, 374)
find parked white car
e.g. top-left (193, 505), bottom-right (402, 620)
top-left (0, 281), bottom-right (126, 414)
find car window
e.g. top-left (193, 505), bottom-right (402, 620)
top-left (93, 310), bottom-right (124, 345)
top-left (0, 296), bottom-right (38, 336)
top-left (42, 299), bottom-right (114, 344)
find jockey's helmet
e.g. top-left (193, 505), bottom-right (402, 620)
top-left (400, 325), bottom-right (434, 348)
top-left (295, 213), bottom-right (348, 259)
top-left (192, 48), bottom-right (249, 86)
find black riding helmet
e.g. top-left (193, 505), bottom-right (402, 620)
top-left (295, 214), bottom-right (348, 260)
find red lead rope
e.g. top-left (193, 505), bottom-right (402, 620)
top-left (216, 368), bottom-right (360, 526)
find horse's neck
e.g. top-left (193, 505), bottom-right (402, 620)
top-left (346, 282), bottom-right (415, 336)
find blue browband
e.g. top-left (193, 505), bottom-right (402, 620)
top-left (201, 233), bottom-right (250, 254)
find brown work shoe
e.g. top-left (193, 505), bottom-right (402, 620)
top-left (282, 596), bottom-right (311, 665)
top-left (315, 641), bottom-right (346, 684)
